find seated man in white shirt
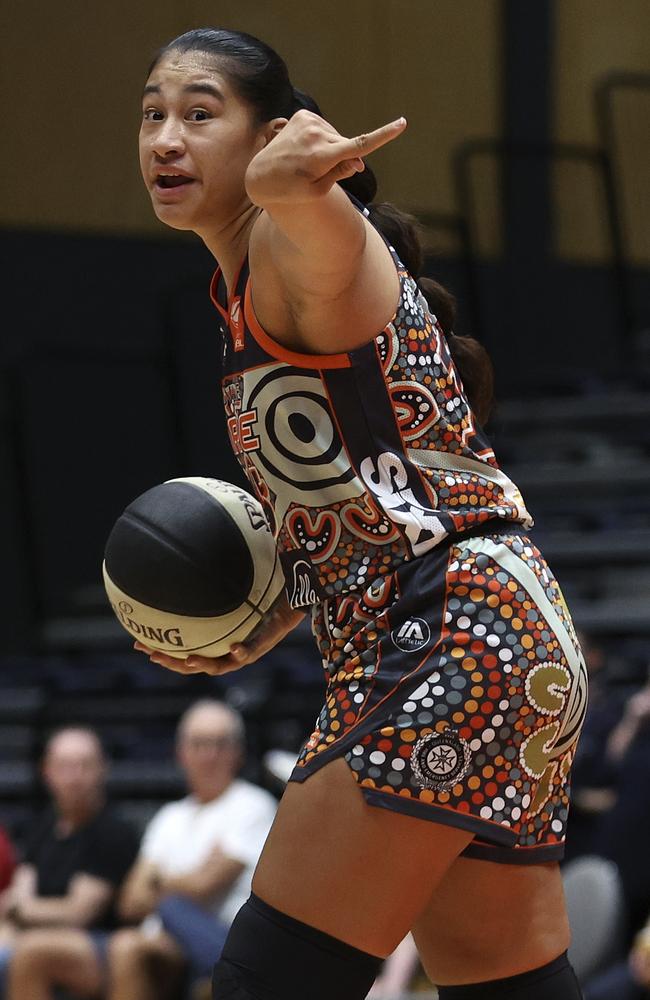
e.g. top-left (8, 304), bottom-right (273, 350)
top-left (109, 698), bottom-right (277, 1000)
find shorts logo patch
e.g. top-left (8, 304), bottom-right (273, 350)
top-left (411, 730), bottom-right (472, 791)
top-left (391, 617), bottom-right (430, 652)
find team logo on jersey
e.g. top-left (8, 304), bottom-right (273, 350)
top-left (227, 409), bottom-right (260, 456)
top-left (229, 296), bottom-right (245, 351)
top-left (411, 730), bottom-right (472, 791)
top-left (391, 617), bottom-right (431, 652)
top-left (285, 555), bottom-right (318, 608)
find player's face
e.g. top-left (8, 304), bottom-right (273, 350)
top-left (139, 51), bottom-right (269, 234)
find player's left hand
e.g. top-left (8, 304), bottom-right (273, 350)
top-left (133, 593), bottom-right (305, 676)
top-left (245, 110), bottom-right (407, 206)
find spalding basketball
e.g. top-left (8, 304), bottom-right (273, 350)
top-left (102, 477), bottom-right (285, 658)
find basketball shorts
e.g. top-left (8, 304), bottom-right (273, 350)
top-left (289, 530), bottom-right (588, 863)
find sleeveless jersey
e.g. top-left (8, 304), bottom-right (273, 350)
top-left (211, 241), bottom-right (533, 608)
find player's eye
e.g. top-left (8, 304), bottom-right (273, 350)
top-left (187, 108), bottom-right (211, 122)
top-left (143, 108), bottom-right (164, 122)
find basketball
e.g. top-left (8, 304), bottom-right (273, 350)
top-left (102, 477), bottom-right (285, 658)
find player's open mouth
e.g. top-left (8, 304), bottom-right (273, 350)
top-left (155, 173), bottom-right (195, 189)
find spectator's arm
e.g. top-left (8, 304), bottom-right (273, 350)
top-left (11, 873), bottom-right (113, 928)
top-left (571, 787), bottom-right (617, 813)
top-left (607, 688), bottom-right (650, 764)
top-left (159, 845), bottom-right (245, 906)
top-left (0, 864), bottom-right (37, 917)
top-left (117, 857), bottom-right (163, 923)
top-left (368, 934), bottom-right (420, 998)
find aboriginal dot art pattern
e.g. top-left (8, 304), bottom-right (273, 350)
top-left (212, 213), bottom-right (585, 859)
top-left (293, 533), bottom-right (587, 861)
top-left (214, 233), bottom-right (533, 608)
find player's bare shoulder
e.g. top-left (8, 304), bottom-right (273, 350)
top-left (249, 202), bottom-right (400, 355)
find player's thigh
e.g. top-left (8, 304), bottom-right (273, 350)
top-left (412, 855), bottom-right (570, 985)
top-left (14, 928), bottom-right (104, 994)
top-left (252, 756), bottom-right (473, 957)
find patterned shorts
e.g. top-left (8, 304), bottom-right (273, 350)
top-left (290, 530), bottom-right (588, 863)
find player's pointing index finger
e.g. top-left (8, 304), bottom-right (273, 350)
top-left (341, 117), bottom-right (407, 159)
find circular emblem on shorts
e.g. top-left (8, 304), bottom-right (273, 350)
top-left (411, 730), bottom-right (472, 791)
top-left (391, 617), bottom-right (431, 652)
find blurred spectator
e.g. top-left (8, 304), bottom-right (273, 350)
top-left (585, 918), bottom-right (650, 999)
top-left (592, 674), bottom-right (650, 933)
top-left (1, 726), bottom-right (139, 1000)
top-left (368, 933), bottom-right (422, 998)
top-left (0, 830), bottom-right (16, 896)
top-left (564, 632), bottom-right (626, 861)
top-left (574, 667), bottom-right (650, 1000)
top-left (108, 699), bottom-right (276, 1000)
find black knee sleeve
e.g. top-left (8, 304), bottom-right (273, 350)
top-left (437, 951), bottom-right (583, 999)
top-left (212, 893), bottom-right (383, 1000)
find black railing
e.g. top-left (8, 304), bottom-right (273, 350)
top-left (452, 138), bottom-right (628, 346)
top-left (595, 70), bottom-right (650, 335)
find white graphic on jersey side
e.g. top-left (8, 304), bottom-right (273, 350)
top-left (360, 452), bottom-right (448, 557)
top-left (290, 559), bottom-right (317, 607)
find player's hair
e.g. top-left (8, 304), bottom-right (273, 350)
top-left (148, 28), bottom-right (296, 121)
top-left (149, 27), bottom-right (494, 423)
top-left (418, 278), bottom-right (494, 426)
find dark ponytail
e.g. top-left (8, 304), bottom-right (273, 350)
top-left (363, 205), bottom-right (495, 424)
top-left (366, 203), bottom-right (423, 277)
top-left (149, 28), bottom-right (493, 422)
top-left (291, 86), bottom-right (320, 115)
top-left (418, 278), bottom-right (494, 426)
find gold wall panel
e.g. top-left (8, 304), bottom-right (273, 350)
top-left (554, 0), bottom-right (650, 263)
top-left (1, 0), bottom-right (501, 238)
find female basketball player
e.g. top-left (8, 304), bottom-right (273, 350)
top-left (135, 28), bottom-right (587, 999)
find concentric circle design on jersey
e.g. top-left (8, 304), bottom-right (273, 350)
top-left (246, 368), bottom-right (358, 503)
top-left (411, 730), bottom-right (472, 791)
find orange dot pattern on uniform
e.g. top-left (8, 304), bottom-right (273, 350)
top-left (295, 533), bottom-right (586, 862)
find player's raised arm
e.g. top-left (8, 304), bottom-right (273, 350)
top-left (245, 112), bottom-right (407, 352)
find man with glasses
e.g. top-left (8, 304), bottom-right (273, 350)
top-left (109, 699), bottom-right (277, 1000)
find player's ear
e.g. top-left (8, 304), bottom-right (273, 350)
top-left (265, 117), bottom-right (289, 143)
top-left (253, 117), bottom-right (288, 154)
